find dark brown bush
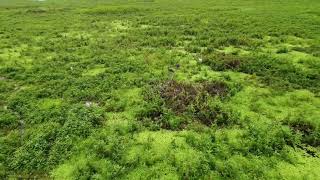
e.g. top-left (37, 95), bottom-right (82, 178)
top-left (288, 121), bottom-right (320, 147)
top-left (203, 81), bottom-right (229, 97)
top-left (160, 80), bottom-right (198, 113)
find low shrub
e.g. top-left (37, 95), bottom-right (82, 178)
top-left (138, 80), bottom-right (239, 129)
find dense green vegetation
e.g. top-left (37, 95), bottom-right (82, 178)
top-left (1, 0), bottom-right (320, 179)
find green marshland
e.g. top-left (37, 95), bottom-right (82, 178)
top-left (0, 0), bottom-right (320, 179)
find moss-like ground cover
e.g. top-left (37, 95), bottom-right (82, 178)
top-left (0, 0), bottom-right (320, 179)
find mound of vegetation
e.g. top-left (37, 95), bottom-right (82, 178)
top-left (138, 80), bottom-right (240, 130)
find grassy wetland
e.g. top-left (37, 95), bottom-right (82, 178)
top-left (0, 0), bottom-right (320, 179)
